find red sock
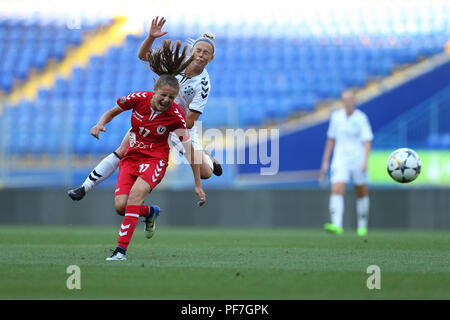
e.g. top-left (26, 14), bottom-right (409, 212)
top-left (116, 205), bottom-right (138, 250)
top-left (139, 204), bottom-right (150, 217)
top-left (116, 204), bottom-right (151, 250)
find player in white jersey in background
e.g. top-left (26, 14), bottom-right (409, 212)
top-left (319, 89), bottom-right (373, 236)
top-left (68, 16), bottom-right (222, 202)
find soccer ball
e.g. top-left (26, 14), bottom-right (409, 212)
top-left (386, 148), bottom-right (422, 183)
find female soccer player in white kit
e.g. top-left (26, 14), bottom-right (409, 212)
top-left (68, 17), bottom-right (221, 203)
top-left (320, 90), bottom-right (373, 236)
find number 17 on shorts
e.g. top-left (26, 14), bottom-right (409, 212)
top-left (116, 158), bottom-right (167, 195)
top-left (140, 159), bottom-right (167, 189)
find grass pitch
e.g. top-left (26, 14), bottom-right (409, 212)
top-left (0, 226), bottom-right (448, 300)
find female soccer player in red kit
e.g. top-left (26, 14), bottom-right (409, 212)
top-left (91, 40), bottom-right (206, 261)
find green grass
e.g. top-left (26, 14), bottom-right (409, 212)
top-left (0, 226), bottom-right (448, 299)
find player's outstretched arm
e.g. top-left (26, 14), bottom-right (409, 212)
top-left (362, 141), bottom-right (372, 172)
top-left (91, 105), bottom-right (123, 140)
top-left (319, 138), bottom-right (335, 180)
top-left (183, 139), bottom-right (206, 206)
top-left (186, 110), bottom-right (201, 129)
top-left (138, 16), bottom-right (168, 61)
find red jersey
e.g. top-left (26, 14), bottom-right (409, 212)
top-left (116, 91), bottom-right (189, 162)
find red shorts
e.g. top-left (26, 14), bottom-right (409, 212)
top-left (115, 156), bottom-right (168, 196)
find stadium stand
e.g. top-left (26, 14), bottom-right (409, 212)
top-left (0, 16), bottom-right (109, 92)
top-left (1, 2), bottom-right (450, 159)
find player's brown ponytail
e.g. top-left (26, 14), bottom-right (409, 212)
top-left (148, 40), bottom-right (194, 91)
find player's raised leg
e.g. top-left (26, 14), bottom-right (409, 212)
top-left (204, 149), bottom-right (222, 176)
top-left (68, 131), bottom-right (130, 201)
top-left (170, 131), bottom-right (222, 179)
top-left (190, 130), bottom-right (222, 179)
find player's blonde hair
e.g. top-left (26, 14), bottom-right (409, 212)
top-left (148, 40), bottom-right (194, 90)
top-left (187, 33), bottom-right (215, 54)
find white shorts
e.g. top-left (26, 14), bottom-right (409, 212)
top-left (330, 161), bottom-right (369, 186)
top-left (169, 126), bottom-right (203, 154)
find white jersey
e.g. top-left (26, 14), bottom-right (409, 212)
top-left (327, 108), bottom-right (373, 168)
top-left (168, 68), bottom-right (211, 152)
top-left (175, 68), bottom-right (210, 115)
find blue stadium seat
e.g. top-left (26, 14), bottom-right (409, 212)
top-left (3, 10), bottom-right (449, 157)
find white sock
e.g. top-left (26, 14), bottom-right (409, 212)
top-left (330, 194), bottom-right (344, 228)
top-left (356, 196), bottom-right (369, 229)
top-left (82, 152), bottom-right (121, 192)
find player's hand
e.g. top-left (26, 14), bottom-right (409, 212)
top-left (361, 161), bottom-right (368, 172)
top-left (91, 124), bottom-right (106, 140)
top-left (148, 16), bottom-right (168, 39)
top-left (319, 162), bottom-right (329, 181)
top-left (195, 186), bottom-right (206, 207)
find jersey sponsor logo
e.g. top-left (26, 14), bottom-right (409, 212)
top-left (132, 141), bottom-right (152, 149)
top-left (156, 125), bottom-right (167, 135)
top-left (129, 132), bottom-right (152, 149)
top-left (183, 85), bottom-right (194, 95)
top-left (129, 132), bottom-right (137, 147)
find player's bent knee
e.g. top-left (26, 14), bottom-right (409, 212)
top-left (331, 183), bottom-right (346, 195)
top-left (200, 165), bottom-right (213, 180)
top-left (114, 204), bottom-right (126, 216)
top-left (355, 185), bottom-right (368, 198)
top-left (114, 198), bottom-right (127, 216)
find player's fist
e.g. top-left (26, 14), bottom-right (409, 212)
top-left (91, 124), bottom-right (106, 140)
top-left (361, 161), bottom-right (368, 172)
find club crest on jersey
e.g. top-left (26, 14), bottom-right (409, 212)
top-left (156, 126), bottom-right (167, 135)
top-left (120, 97), bottom-right (127, 104)
top-left (184, 85), bottom-right (194, 96)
